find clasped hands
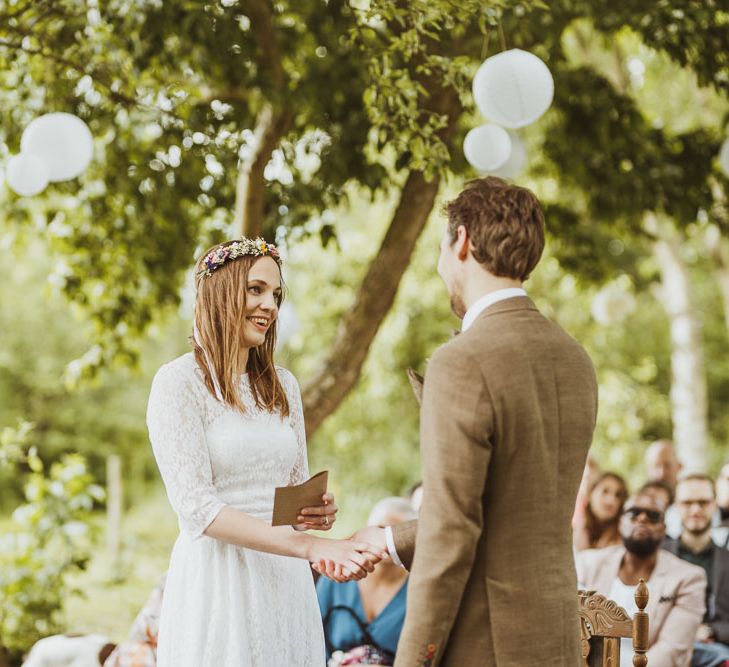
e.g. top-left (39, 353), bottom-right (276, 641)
top-left (312, 525), bottom-right (389, 583)
top-left (294, 494), bottom-right (389, 581)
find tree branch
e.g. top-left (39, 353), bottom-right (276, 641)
top-left (301, 85), bottom-right (462, 436)
top-left (0, 38), bottom-right (137, 107)
top-left (233, 0), bottom-right (291, 237)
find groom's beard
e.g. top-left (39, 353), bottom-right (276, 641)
top-left (450, 292), bottom-right (466, 319)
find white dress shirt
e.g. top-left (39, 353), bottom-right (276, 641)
top-left (461, 287), bottom-right (527, 332)
top-left (385, 287), bottom-right (528, 565)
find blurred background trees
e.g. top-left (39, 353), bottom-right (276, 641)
top-left (0, 0), bottom-right (728, 660)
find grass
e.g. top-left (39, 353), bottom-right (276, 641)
top-left (60, 484), bottom-right (378, 641)
top-left (62, 489), bottom-right (178, 640)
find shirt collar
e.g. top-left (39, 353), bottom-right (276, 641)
top-left (461, 287), bottom-right (527, 332)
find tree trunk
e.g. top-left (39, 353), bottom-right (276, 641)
top-left (234, 105), bottom-right (292, 238)
top-left (300, 70), bottom-right (462, 435)
top-left (651, 216), bottom-right (709, 472)
top-left (234, 0), bottom-right (291, 239)
top-left (704, 224), bottom-right (729, 335)
top-left (302, 170), bottom-right (441, 434)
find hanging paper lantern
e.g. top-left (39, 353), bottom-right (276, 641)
top-left (473, 49), bottom-right (554, 129)
top-left (21, 112), bottom-right (93, 182)
top-left (6, 153), bottom-right (50, 196)
top-left (719, 138), bottom-right (729, 178)
top-left (463, 124), bottom-right (512, 173)
top-left (491, 131), bottom-right (527, 179)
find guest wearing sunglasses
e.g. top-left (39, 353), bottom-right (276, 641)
top-left (664, 475), bottom-right (729, 667)
top-left (577, 492), bottom-right (706, 667)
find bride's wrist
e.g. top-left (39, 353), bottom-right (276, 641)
top-left (295, 532), bottom-right (316, 560)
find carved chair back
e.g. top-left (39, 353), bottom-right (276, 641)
top-left (578, 579), bottom-right (649, 667)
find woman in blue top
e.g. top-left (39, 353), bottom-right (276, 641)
top-left (317, 497), bottom-right (418, 664)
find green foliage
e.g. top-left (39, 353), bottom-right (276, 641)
top-left (0, 0), bottom-right (724, 386)
top-left (0, 425), bottom-right (103, 659)
top-left (0, 0), bottom-right (395, 367)
top-left (0, 236), bottom-right (186, 508)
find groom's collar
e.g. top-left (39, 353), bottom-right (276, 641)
top-left (461, 287), bottom-right (528, 332)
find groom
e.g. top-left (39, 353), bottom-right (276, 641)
top-left (324, 177), bottom-right (598, 666)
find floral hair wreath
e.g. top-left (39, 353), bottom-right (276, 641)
top-left (198, 237), bottom-right (282, 278)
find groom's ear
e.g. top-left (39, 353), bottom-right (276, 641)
top-left (406, 368), bottom-right (424, 406)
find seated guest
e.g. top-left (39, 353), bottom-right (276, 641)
top-left (573, 471), bottom-right (627, 551)
top-left (640, 479), bottom-right (674, 511)
top-left (572, 454), bottom-right (601, 533)
top-left (645, 439), bottom-right (683, 537)
top-left (407, 481), bottom-right (423, 514)
top-left (576, 491), bottom-right (706, 666)
top-left (102, 573), bottom-right (165, 666)
top-left (664, 475), bottom-right (729, 667)
top-left (317, 497), bottom-right (416, 665)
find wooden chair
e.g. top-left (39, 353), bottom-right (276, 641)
top-left (578, 579), bottom-right (649, 667)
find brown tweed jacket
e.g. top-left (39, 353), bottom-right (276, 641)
top-left (392, 296), bottom-right (598, 667)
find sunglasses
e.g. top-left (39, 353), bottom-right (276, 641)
top-left (622, 507), bottom-right (663, 524)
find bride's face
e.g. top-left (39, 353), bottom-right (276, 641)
top-left (241, 257), bottom-right (282, 348)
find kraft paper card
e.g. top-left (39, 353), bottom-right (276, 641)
top-left (272, 470), bottom-right (329, 526)
top-left (407, 367), bottom-right (424, 406)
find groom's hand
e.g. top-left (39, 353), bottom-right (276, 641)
top-left (295, 492), bottom-right (338, 531)
top-left (312, 526), bottom-right (389, 582)
top-left (351, 526), bottom-right (387, 551)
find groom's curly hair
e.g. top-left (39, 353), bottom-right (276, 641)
top-left (444, 176), bottom-right (545, 280)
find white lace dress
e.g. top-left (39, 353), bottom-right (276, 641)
top-left (147, 352), bottom-right (325, 667)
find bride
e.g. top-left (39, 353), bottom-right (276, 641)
top-left (147, 238), bottom-right (384, 666)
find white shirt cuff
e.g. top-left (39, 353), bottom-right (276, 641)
top-left (384, 525), bottom-right (405, 568)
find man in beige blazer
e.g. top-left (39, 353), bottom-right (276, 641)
top-left (576, 492), bottom-right (706, 666)
top-left (330, 177), bottom-right (599, 666)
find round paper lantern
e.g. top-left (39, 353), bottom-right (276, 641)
top-left (21, 112), bottom-right (93, 182)
top-left (719, 138), bottom-right (729, 178)
top-left (473, 49), bottom-right (554, 129)
top-left (491, 131), bottom-right (527, 179)
top-left (6, 153), bottom-right (50, 196)
top-left (463, 124), bottom-right (512, 173)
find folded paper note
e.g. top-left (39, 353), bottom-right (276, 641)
top-left (272, 470), bottom-right (329, 526)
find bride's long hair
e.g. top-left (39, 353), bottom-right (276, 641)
top-left (193, 243), bottom-right (289, 417)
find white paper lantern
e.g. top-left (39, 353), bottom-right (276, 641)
top-left (719, 138), bottom-right (729, 178)
top-left (491, 131), bottom-right (527, 179)
top-left (473, 49), bottom-right (554, 129)
top-left (6, 153), bottom-right (50, 196)
top-left (463, 124), bottom-right (512, 173)
top-left (21, 112), bottom-right (93, 182)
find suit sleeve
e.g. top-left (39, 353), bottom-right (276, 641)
top-left (392, 520), bottom-right (418, 570)
top-left (710, 552), bottom-right (729, 643)
top-left (647, 566), bottom-right (706, 667)
top-left (394, 343), bottom-right (493, 667)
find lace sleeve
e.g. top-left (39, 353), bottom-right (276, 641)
top-left (147, 361), bottom-right (225, 539)
top-left (280, 368), bottom-right (310, 486)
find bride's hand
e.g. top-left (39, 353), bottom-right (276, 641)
top-left (306, 537), bottom-right (387, 581)
top-left (294, 492), bottom-right (338, 531)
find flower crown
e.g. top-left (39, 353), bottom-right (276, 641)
top-left (198, 238), bottom-right (282, 278)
